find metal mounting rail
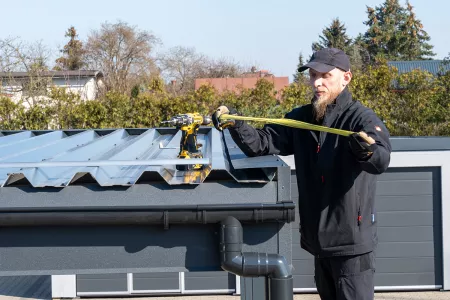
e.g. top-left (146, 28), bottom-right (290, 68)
top-left (0, 159), bottom-right (211, 168)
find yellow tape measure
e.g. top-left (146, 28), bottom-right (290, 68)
top-left (220, 114), bottom-right (373, 144)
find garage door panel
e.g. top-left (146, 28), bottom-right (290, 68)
top-left (376, 242), bottom-right (435, 258)
top-left (293, 275), bottom-right (315, 289)
top-left (377, 226), bottom-right (434, 242)
top-left (374, 273), bottom-right (438, 286)
top-left (378, 170), bottom-right (433, 181)
top-left (375, 195), bottom-right (433, 212)
top-left (292, 259), bottom-right (314, 275)
top-left (376, 257), bottom-right (436, 274)
top-left (376, 180), bottom-right (432, 196)
top-left (292, 244), bottom-right (314, 260)
top-left (377, 211), bottom-right (434, 227)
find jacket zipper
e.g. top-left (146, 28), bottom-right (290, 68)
top-left (357, 206), bottom-right (362, 228)
top-left (317, 142), bottom-right (324, 184)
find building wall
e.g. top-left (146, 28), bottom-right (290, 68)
top-left (1, 76), bottom-right (101, 103)
top-left (195, 76), bottom-right (289, 99)
top-left (52, 77), bottom-right (100, 100)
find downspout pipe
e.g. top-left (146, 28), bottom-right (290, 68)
top-left (219, 216), bottom-right (293, 300)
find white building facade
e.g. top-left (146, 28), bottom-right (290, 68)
top-left (0, 70), bottom-right (104, 103)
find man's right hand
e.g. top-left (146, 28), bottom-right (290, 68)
top-left (212, 105), bottom-right (238, 131)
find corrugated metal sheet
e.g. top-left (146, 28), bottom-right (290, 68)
top-left (388, 60), bottom-right (450, 76)
top-left (0, 127), bottom-right (286, 187)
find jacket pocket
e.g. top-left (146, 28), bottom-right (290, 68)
top-left (338, 252), bottom-right (376, 299)
top-left (338, 268), bottom-right (375, 300)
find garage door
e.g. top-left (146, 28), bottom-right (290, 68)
top-left (373, 167), bottom-right (442, 289)
top-left (292, 167), bottom-right (443, 291)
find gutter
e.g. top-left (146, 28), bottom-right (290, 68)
top-left (0, 203), bottom-right (295, 228)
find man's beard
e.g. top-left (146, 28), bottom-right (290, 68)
top-left (312, 95), bottom-right (334, 123)
top-left (312, 88), bottom-right (341, 122)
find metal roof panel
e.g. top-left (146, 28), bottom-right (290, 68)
top-left (0, 128), bottom-right (286, 187)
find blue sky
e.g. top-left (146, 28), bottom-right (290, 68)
top-left (1, 0), bottom-right (449, 81)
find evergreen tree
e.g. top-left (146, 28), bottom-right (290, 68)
top-left (54, 26), bottom-right (86, 70)
top-left (293, 52), bottom-right (305, 83)
top-left (399, 1), bottom-right (435, 60)
top-left (311, 18), bottom-right (352, 52)
top-left (361, 0), bottom-right (434, 61)
top-left (347, 42), bottom-right (366, 71)
top-left (311, 18), bottom-right (367, 70)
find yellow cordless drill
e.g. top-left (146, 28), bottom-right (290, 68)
top-left (161, 113), bottom-right (212, 171)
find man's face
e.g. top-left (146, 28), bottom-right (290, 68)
top-left (308, 67), bottom-right (352, 121)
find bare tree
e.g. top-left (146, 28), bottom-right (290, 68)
top-left (158, 46), bottom-right (246, 93)
top-left (0, 37), bottom-right (52, 107)
top-left (0, 37), bottom-right (21, 72)
top-left (158, 46), bottom-right (207, 93)
top-left (198, 57), bottom-right (246, 78)
top-left (84, 20), bottom-right (160, 94)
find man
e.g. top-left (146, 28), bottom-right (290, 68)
top-left (212, 48), bottom-right (392, 300)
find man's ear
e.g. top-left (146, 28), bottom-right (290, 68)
top-left (343, 71), bottom-right (352, 86)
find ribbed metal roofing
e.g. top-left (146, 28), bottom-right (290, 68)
top-left (0, 127), bottom-right (287, 187)
top-left (388, 60), bottom-right (450, 76)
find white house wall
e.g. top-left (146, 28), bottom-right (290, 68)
top-left (51, 77), bottom-right (98, 100)
top-left (1, 76), bottom-right (99, 103)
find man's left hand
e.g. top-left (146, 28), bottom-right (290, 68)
top-left (348, 131), bottom-right (377, 160)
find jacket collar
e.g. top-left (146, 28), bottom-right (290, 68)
top-left (321, 86), bottom-right (353, 126)
top-left (333, 86), bottom-right (353, 110)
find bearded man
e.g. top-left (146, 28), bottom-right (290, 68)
top-left (212, 48), bottom-right (392, 300)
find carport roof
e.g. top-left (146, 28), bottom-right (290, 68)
top-left (0, 127), bottom-right (288, 187)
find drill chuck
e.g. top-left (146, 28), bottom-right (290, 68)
top-left (202, 116), bottom-right (212, 125)
top-left (161, 113), bottom-right (211, 127)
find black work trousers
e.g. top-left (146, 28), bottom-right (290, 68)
top-left (314, 251), bottom-right (375, 300)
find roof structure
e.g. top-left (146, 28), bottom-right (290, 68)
top-left (0, 70), bottom-right (103, 79)
top-left (0, 127), bottom-right (287, 187)
top-left (388, 60), bottom-right (450, 76)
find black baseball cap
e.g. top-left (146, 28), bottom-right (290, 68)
top-left (298, 48), bottom-right (350, 73)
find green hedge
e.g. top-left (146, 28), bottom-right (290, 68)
top-left (1, 65), bottom-right (449, 136)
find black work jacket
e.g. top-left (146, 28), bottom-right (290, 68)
top-left (228, 87), bottom-right (392, 257)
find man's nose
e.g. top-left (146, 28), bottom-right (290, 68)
top-left (314, 77), bottom-right (322, 87)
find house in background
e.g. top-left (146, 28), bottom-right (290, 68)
top-left (387, 60), bottom-right (450, 92)
top-left (388, 60), bottom-right (450, 76)
top-left (0, 70), bottom-right (104, 103)
top-left (194, 69), bottom-right (289, 99)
